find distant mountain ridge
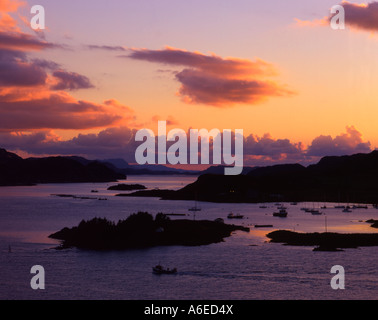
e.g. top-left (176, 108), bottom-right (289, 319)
top-left (0, 148), bottom-right (125, 186)
top-left (99, 159), bottom-right (200, 175)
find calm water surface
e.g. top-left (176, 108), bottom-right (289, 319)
top-left (1, 176), bottom-right (378, 300)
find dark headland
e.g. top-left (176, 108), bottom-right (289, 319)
top-left (267, 229), bottom-right (378, 250)
top-left (124, 151), bottom-right (378, 204)
top-left (0, 148), bottom-right (125, 186)
top-left (49, 212), bottom-right (249, 250)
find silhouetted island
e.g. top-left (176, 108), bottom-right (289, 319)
top-left (115, 189), bottom-right (176, 198)
top-left (107, 183), bottom-right (146, 191)
top-left (0, 148), bottom-right (125, 186)
top-left (49, 212), bottom-right (249, 250)
top-left (366, 219), bottom-right (378, 228)
top-left (124, 151), bottom-right (378, 204)
top-left (266, 229), bottom-right (378, 249)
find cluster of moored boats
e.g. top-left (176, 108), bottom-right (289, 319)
top-left (300, 207), bottom-right (323, 215)
top-left (231, 202), bottom-right (374, 222)
top-left (273, 205), bottom-right (288, 217)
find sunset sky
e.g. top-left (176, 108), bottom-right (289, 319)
top-left (1, 0), bottom-right (378, 167)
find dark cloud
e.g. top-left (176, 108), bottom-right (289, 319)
top-left (244, 133), bottom-right (304, 158)
top-left (32, 59), bottom-right (61, 70)
top-left (0, 31), bottom-right (60, 51)
top-left (0, 50), bottom-right (47, 86)
top-left (86, 44), bottom-right (127, 51)
top-left (51, 70), bottom-right (95, 91)
top-left (126, 47), bottom-right (274, 77)
top-left (0, 93), bottom-right (128, 130)
top-left (297, 1), bottom-right (378, 33)
top-left (332, 1), bottom-right (378, 32)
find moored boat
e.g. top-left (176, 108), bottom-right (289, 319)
top-left (227, 212), bottom-right (244, 219)
top-left (273, 209), bottom-right (288, 217)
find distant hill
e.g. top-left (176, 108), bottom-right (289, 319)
top-left (126, 151), bottom-right (378, 204)
top-left (0, 148), bottom-right (126, 186)
top-left (101, 158), bottom-right (129, 169)
top-left (99, 159), bottom-right (200, 176)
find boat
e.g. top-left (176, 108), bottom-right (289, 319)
top-left (227, 212), bottom-right (244, 219)
top-left (189, 192), bottom-right (201, 212)
top-left (273, 209), bottom-right (288, 217)
top-left (342, 207), bottom-right (352, 213)
top-left (152, 265), bottom-right (177, 275)
top-left (352, 204), bottom-right (368, 209)
top-left (254, 224), bottom-right (273, 228)
top-left (313, 246), bottom-right (344, 252)
top-left (310, 209), bottom-right (323, 215)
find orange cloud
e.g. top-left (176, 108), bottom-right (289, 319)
top-left (175, 68), bottom-right (292, 107)
top-left (0, 0), bottom-right (24, 31)
top-left (124, 46), bottom-right (294, 107)
top-left (294, 17), bottom-right (329, 28)
top-left (0, 0), bottom-right (24, 12)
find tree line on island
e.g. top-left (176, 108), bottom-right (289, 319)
top-left (49, 212), bottom-right (249, 250)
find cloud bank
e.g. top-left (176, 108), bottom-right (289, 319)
top-left (0, 126), bottom-right (371, 166)
top-left (307, 126), bottom-right (371, 156)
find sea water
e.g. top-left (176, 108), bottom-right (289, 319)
top-left (0, 175), bottom-right (377, 300)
